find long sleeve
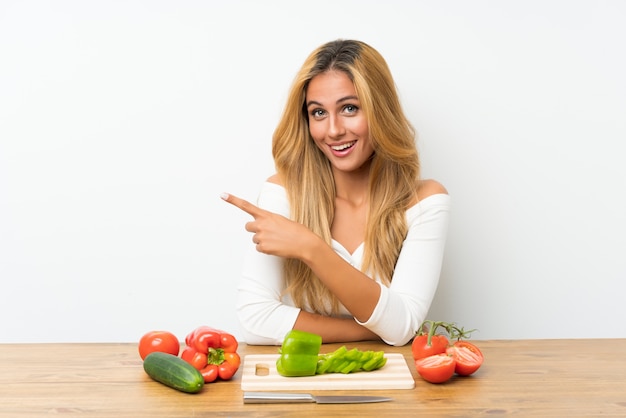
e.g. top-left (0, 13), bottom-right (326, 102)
top-left (356, 193), bottom-right (451, 346)
top-left (235, 182), bottom-right (301, 345)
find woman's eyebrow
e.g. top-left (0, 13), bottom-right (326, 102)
top-left (336, 95), bottom-right (359, 103)
top-left (306, 96), bottom-right (359, 108)
top-left (306, 100), bottom-right (323, 109)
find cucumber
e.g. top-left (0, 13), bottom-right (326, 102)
top-left (143, 352), bottom-right (204, 393)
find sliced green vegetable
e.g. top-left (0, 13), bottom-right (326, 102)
top-left (316, 346), bottom-right (387, 374)
top-left (275, 330), bottom-right (387, 377)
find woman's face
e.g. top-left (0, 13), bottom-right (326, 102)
top-left (306, 70), bottom-right (373, 175)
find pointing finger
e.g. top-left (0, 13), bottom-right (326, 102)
top-left (220, 193), bottom-right (264, 218)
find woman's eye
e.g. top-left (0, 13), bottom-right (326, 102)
top-left (343, 104), bottom-right (358, 114)
top-left (311, 109), bottom-right (325, 118)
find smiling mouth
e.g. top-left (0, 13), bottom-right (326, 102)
top-left (331, 140), bottom-right (356, 151)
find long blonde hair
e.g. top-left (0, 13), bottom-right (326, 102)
top-left (272, 40), bottom-right (420, 315)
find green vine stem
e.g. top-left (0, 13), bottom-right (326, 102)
top-left (417, 320), bottom-right (477, 344)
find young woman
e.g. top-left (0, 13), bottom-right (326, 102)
top-left (221, 39), bottom-right (449, 346)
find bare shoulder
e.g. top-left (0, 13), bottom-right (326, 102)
top-left (266, 173), bottom-right (284, 186)
top-left (416, 179), bottom-right (448, 201)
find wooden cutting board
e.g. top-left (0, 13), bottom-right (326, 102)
top-left (240, 353), bottom-right (415, 391)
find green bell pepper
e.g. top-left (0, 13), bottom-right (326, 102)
top-left (275, 330), bottom-right (388, 377)
top-left (275, 330), bottom-right (322, 377)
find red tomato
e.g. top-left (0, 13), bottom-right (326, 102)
top-left (415, 353), bottom-right (456, 384)
top-left (138, 331), bottom-right (180, 360)
top-left (446, 341), bottom-right (484, 376)
top-left (412, 334), bottom-right (449, 361)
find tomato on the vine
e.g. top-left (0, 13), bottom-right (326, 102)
top-left (138, 330), bottom-right (180, 360)
top-left (413, 320), bottom-right (483, 383)
top-left (446, 341), bottom-right (484, 376)
top-left (415, 354), bottom-right (456, 384)
top-left (412, 334), bottom-right (449, 361)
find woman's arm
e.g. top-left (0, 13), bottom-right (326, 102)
top-left (229, 182), bottom-right (380, 344)
top-left (236, 230), bottom-right (378, 344)
top-left (294, 310), bottom-right (380, 343)
top-left (226, 181), bottom-right (449, 346)
top-left (296, 233), bottom-right (382, 323)
top-left (359, 192), bottom-right (450, 345)
top-left (299, 182), bottom-right (450, 345)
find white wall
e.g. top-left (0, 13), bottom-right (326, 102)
top-left (1, 0), bottom-right (624, 343)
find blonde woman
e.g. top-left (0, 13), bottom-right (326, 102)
top-left (222, 39), bottom-right (449, 346)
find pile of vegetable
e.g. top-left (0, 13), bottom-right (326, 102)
top-left (139, 326), bottom-right (241, 393)
top-left (412, 320), bottom-right (484, 384)
top-left (138, 322), bottom-right (481, 391)
top-left (276, 329), bottom-right (387, 377)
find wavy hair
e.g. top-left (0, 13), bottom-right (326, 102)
top-left (272, 39), bottom-right (420, 315)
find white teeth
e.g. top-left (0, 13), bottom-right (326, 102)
top-left (331, 141), bottom-right (356, 151)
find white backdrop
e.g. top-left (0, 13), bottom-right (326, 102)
top-left (1, 0), bottom-right (625, 343)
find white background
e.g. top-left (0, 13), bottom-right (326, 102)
top-left (1, 0), bottom-right (625, 343)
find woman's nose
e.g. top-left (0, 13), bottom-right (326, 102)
top-left (328, 116), bottom-right (346, 138)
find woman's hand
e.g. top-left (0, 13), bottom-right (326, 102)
top-left (222, 192), bottom-right (381, 324)
top-left (221, 193), bottom-right (320, 260)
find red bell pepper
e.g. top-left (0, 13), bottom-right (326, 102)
top-left (181, 326), bottom-right (241, 383)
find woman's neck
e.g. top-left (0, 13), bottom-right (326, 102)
top-left (332, 165), bottom-right (370, 207)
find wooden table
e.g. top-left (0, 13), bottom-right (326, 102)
top-left (1, 339), bottom-right (625, 416)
